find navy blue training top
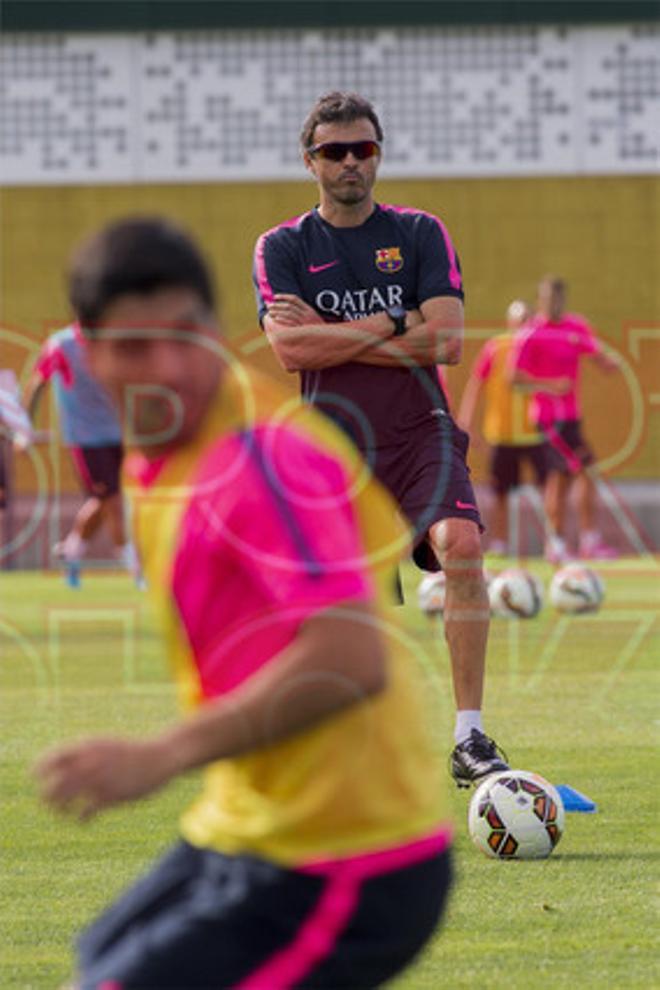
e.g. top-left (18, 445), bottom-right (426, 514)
top-left (253, 203), bottom-right (464, 449)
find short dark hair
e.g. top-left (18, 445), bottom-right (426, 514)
top-left (68, 216), bottom-right (216, 332)
top-left (300, 91), bottom-right (383, 150)
top-left (538, 274), bottom-right (567, 294)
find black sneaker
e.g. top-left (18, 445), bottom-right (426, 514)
top-left (449, 729), bottom-right (509, 788)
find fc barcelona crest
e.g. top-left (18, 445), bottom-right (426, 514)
top-left (375, 246), bottom-right (403, 273)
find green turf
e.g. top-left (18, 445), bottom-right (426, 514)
top-left (1, 560), bottom-right (659, 989)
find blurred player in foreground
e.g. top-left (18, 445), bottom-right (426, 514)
top-left (35, 217), bottom-right (453, 989)
top-left (512, 276), bottom-right (620, 563)
top-left (21, 324), bottom-right (140, 586)
top-left (254, 90), bottom-right (509, 787)
top-left (458, 300), bottom-right (549, 555)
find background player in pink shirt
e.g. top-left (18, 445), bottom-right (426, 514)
top-left (458, 300), bottom-right (550, 556)
top-left (512, 275), bottom-right (620, 562)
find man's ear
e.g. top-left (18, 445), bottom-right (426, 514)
top-left (303, 151), bottom-right (317, 178)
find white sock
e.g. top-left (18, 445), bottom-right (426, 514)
top-left (545, 534), bottom-right (566, 554)
top-left (62, 533), bottom-right (88, 562)
top-left (454, 710), bottom-right (483, 744)
top-left (118, 541), bottom-right (138, 570)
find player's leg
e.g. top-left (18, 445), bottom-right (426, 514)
top-left (298, 850), bottom-right (452, 989)
top-left (56, 447), bottom-right (105, 584)
top-left (569, 425), bottom-right (619, 559)
top-left (528, 441), bottom-right (551, 492)
top-left (488, 445), bottom-right (519, 555)
top-left (53, 494), bottom-right (104, 587)
top-left (428, 516), bottom-right (508, 785)
top-left (75, 841), bottom-right (319, 988)
top-left (93, 445), bottom-right (145, 582)
top-left (430, 516), bottom-right (488, 712)
top-left (543, 469), bottom-right (572, 562)
top-left (540, 424), bottom-right (585, 563)
top-left (75, 841), bottom-right (451, 989)
top-left (391, 422), bottom-right (509, 785)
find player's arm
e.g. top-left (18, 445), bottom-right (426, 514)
top-left (456, 349), bottom-right (489, 436)
top-left (357, 214), bottom-right (464, 367)
top-left (587, 345), bottom-right (620, 373)
top-left (21, 370), bottom-right (47, 421)
top-left (263, 297), bottom-right (395, 372)
top-left (35, 598), bottom-right (385, 820)
top-left (354, 296), bottom-right (463, 367)
top-left (255, 232), bottom-right (394, 371)
top-left (509, 367), bottom-right (572, 396)
top-left (509, 337), bottom-right (571, 395)
top-left (35, 431), bottom-right (390, 821)
top-left (12, 371), bottom-right (47, 450)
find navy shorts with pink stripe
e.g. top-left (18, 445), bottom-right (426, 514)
top-left (77, 839), bottom-right (452, 989)
top-left (371, 413), bottom-right (482, 572)
top-left (542, 420), bottom-right (594, 476)
top-left (70, 444), bottom-right (123, 498)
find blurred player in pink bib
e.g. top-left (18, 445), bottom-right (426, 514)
top-left (512, 275), bottom-right (619, 563)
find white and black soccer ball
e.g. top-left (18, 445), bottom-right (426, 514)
top-left (417, 571), bottom-right (446, 616)
top-left (418, 568), bottom-right (494, 616)
top-left (550, 564), bottom-right (605, 614)
top-left (468, 770), bottom-right (565, 860)
top-left (488, 568), bottom-right (544, 619)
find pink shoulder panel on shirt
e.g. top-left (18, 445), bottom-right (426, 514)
top-left (171, 426), bottom-right (372, 698)
top-left (380, 203), bottom-right (463, 292)
top-left (254, 212), bottom-right (311, 306)
top-left (35, 340), bottom-right (73, 387)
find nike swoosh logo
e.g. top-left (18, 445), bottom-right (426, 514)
top-left (308, 261), bottom-right (339, 274)
top-left (455, 499), bottom-right (477, 511)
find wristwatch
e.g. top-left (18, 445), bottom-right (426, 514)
top-left (386, 304), bottom-right (408, 337)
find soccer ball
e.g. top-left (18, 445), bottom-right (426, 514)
top-left (417, 568), bottom-right (494, 616)
top-left (417, 571), bottom-right (446, 616)
top-left (488, 568), bottom-right (544, 618)
top-left (468, 770), bottom-right (565, 860)
top-left (550, 564), bottom-right (605, 614)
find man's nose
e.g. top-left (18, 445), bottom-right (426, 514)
top-left (151, 341), bottom-right (186, 384)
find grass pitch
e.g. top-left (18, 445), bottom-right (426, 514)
top-left (1, 559), bottom-right (659, 989)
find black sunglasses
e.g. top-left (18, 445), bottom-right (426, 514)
top-left (308, 140), bottom-right (381, 162)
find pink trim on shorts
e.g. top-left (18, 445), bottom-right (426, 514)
top-left (234, 826), bottom-right (452, 990)
top-left (235, 870), bottom-right (360, 990)
top-left (299, 824), bottom-right (453, 878)
top-left (255, 212), bottom-right (310, 307)
top-left (69, 446), bottom-right (94, 491)
top-left (380, 203), bottom-right (463, 292)
top-left (544, 424), bottom-right (583, 475)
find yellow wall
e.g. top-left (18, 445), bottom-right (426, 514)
top-left (1, 175), bottom-right (658, 487)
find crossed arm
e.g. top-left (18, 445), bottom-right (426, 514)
top-left (263, 294), bottom-right (464, 372)
top-left (35, 599), bottom-right (386, 821)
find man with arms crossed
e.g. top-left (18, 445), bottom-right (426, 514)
top-left (254, 91), bottom-right (508, 785)
top-left (36, 217), bottom-right (453, 989)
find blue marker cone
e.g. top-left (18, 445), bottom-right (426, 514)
top-left (555, 785), bottom-right (597, 813)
